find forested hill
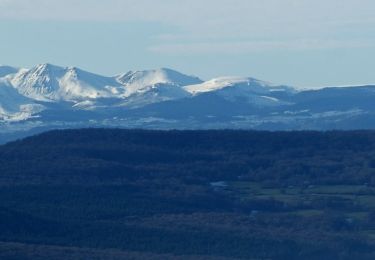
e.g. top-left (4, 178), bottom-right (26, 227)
top-left (2, 129), bottom-right (375, 185)
top-left (2, 129), bottom-right (375, 259)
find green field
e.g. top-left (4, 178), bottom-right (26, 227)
top-left (227, 181), bottom-right (375, 239)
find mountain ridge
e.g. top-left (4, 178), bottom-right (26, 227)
top-left (1, 63), bottom-right (375, 142)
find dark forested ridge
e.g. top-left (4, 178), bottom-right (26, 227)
top-left (2, 129), bottom-right (375, 259)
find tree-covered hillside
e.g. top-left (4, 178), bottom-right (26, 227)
top-left (2, 129), bottom-right (375, 259)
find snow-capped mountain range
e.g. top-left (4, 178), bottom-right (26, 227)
top-left (1, 63), bottom-right (375, 142)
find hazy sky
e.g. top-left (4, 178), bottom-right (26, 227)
top-left (0, 0), bottom-right (374, 87)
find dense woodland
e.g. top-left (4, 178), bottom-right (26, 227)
top-left (2, 129), bottom-right (375, 259)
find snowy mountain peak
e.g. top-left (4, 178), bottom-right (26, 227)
top-left (2, 63), bottom-right (375, 131)
top-left (63, 66), bottom-right (101, 82)
top-left (113, 68), bottom-right (199, 106)
top-left (9, 64), bottom-right (123, 101)
top-left (65, 66), bottom-right (89, 77)
top-left (59, 67), bottom-right (125, 99)
top-left (33, 63), bottom-right (65, 76)
top-left (10, 64), bottom-right (66, 101)
top-left (184, 76), bottom-right (294, 95)
top-left (117, 68), bottom-right (202, 86)
top-left (36, 62), bottom-right (60, 69)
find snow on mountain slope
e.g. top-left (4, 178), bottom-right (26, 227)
top-left (0, 65), bottom-right (20, 78)
top-left (0, 79), bottom-right (44, 121)
top-left (10, 64), bottom-right (124, 102)
top-left (184, 77), bottom-right (293, 95)
top-left (118, 83), bottom-right (191, 108)
top-left (116, 68), bottom-right (203, 97)
top-left (184, 77), bottom-right (295, 107)
top-left (9, 65), bottom-right (201, 106)
top-left (10, 64), bottom-right (65, 101)
top-left (0, 65), bottom-right (298, 114)
top-left (59, 67), bottom-right (124, 99)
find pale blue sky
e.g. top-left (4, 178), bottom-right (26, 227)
top-left (0, 0), bottom-right (375, 88)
